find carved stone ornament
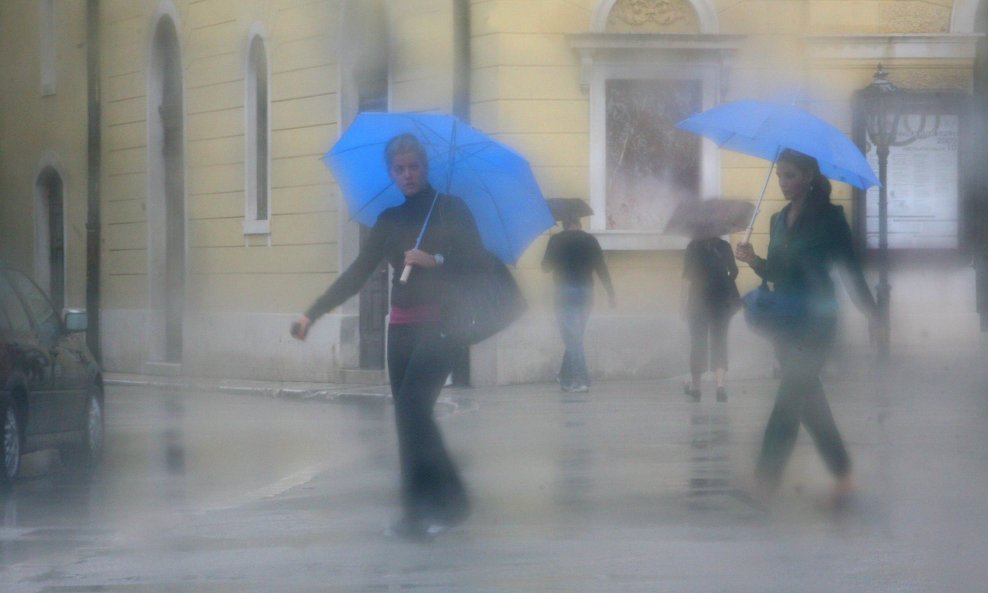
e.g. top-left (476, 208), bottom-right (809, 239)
top-left (606, 0), bottom-right (700, 33)
top-left (892, 69), bottom-right (972, 92)
top-left (878, 3), bottom-right (950, 34)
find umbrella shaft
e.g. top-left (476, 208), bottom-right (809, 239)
top-left (743, 154), bottom-right (778, 244)
top-left (401, 189), bottom-right (442, 285)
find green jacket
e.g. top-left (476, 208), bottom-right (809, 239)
top-left (752, 202), bottom-right (877, 320)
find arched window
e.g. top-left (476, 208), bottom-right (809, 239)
top-left (34, 164), bottom-right (64, 311)
top-left (244, 30), bottom-right (270, 235)
top-left (147, 4), bottom-right (186, 364)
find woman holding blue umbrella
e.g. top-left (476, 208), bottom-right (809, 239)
top-left (292, 134), bottom-right (484, 538)
top-left (735, 149), bottom-right (881, 506)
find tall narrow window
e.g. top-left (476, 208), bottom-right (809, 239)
top-left (40, 0), bottom-right (56, 95)
top-left (35, 166), bottom-right (65, 312)
top-left (244, 32), bottom-right (270, 234)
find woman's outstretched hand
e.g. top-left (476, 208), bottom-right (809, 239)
top-left (735, 242), bottom-right (757, 264)
top-left (291, 315), bottom-right (311, 341)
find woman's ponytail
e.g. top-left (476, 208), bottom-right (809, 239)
top-left (809, 172), bottom-right (832, 207)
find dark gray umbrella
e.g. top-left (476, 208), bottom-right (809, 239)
top-left (663, 198), bottom-right (755, 238)
top-left (547, 198), bottom-right (594, 222)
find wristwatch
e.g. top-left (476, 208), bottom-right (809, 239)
top-left (434, 253), bottom-right (445, 266)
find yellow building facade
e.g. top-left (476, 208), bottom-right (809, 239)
top-left (1, 1), bottom-right (985, 384)
top-left (0, 1), bottom-right (90, 315)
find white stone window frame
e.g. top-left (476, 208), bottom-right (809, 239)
top-left (573, 34), bottom-right (741, 250)
top-left (243, 24), bottom-right (272, 236)
top-left (39, 0), bottom-right (56, 96)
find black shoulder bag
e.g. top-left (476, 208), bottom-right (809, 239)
top-left (433, 197), bottom-right (527, 345)
top-left (440, 250), bottom-right (526, 345)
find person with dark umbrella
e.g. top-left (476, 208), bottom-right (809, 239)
top-left (665, 198), bottom-right (751, 402)
top-left (681, 226), bottom-right (739, 402)
top-left (541, 209), bottom-right (615, 393)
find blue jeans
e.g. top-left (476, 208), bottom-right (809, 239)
top-left (556, 284), bottom-right (592, 388)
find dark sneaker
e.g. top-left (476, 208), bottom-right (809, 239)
top-left (684, 384), bottom-right (700, 402)
top-left (716, 387), bottom-right (727, 402)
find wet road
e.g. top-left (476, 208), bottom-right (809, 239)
top-left (2, 348), bottom-right (987, 592)
top-left (0, 385), bottom-right (388, 590)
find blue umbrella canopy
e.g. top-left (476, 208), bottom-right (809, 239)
top-left (676, 99), bottom-right (879, 190)
top-left (324, 112), bottom-right (553, 264)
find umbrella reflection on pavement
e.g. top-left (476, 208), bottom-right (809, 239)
top-left (687, 406), bottom-right (733, 508)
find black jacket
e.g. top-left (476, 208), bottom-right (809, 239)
top-left (683, 237), bottom-right (738, 312)
top-left (305, 186), bottom-right (487, 321)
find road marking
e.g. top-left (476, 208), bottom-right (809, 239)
top-left (198, 463), bottom-right (331, 514)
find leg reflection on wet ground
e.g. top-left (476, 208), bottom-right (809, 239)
top-left (2, 354), bottom-right (988, 592)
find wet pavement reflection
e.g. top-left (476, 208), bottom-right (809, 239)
top-left (2, 350), bottom-right (987, 592)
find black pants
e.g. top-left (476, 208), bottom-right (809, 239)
top-left (387, 323), bottom-right (468, 523)
top-left (756, 319), bottom-right (850, 484)
top-left (688, 306), bottom-right (731, 375)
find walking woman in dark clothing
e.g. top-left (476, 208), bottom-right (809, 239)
top-left (292, 134), bottom-right (485, 538)
top-left (735, 148), bottom-right (880, 505)
top-left (681, 234), bottom-right (739, 402)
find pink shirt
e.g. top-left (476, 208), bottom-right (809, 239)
top-left (389, 303), bottom-right (441, 325)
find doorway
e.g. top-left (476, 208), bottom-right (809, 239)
top-left (974, 1), bottom-right (988, 329)
top-left (148, 12), bottom-right (186, 363)
top-left (341, 0), bottom-right (389, 369)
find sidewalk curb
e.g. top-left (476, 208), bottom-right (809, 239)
top-left (104, 343), bottom-right (964, 405)
top-left (104, 373), bottom-right (392, 403)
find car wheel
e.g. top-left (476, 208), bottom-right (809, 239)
top-left (81, 385), bottom-right (104, 467)
top-left (64, 385), bottom-right (104, 471)
top-left (0, 395), bottom-right (22, 488)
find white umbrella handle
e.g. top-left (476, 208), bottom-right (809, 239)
top-left (742, 154), bottom-right (779, 244)
top-left (399, 189), bottom-right (443, 285)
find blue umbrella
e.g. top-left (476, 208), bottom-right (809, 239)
top-left (323, 112), bottom-right (554, 265)
top-left (676, 99), bottom-right (879, 240)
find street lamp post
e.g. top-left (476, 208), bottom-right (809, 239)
top-left (858, 64), bottom-right (939, 359)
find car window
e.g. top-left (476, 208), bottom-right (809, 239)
top-left (4, 270), bottom-right (60, 341)
top-left (0, 273), bottom-right (32, 333)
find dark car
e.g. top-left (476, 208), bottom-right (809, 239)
top-left (0, 263), bottom-right (104, 487)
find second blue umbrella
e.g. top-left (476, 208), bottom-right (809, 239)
top-left (676, 99), bottom-right (879, 240)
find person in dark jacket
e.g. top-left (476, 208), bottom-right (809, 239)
top-left (681, 233), bottom-right (739, 402)
top-left (541, 217), bottom-right (615, 392)
top-left (292, 134), bottom-right (485, 538)
top-left (735, 148), bottom-right (881, 506)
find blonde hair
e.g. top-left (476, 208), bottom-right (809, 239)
top-left (384, 133), bottom-right (428, 169)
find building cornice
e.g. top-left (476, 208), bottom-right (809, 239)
top-left (804, 33), bottom-right (983, 61)
top-left (569, 32), bottom-right (746, 53)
